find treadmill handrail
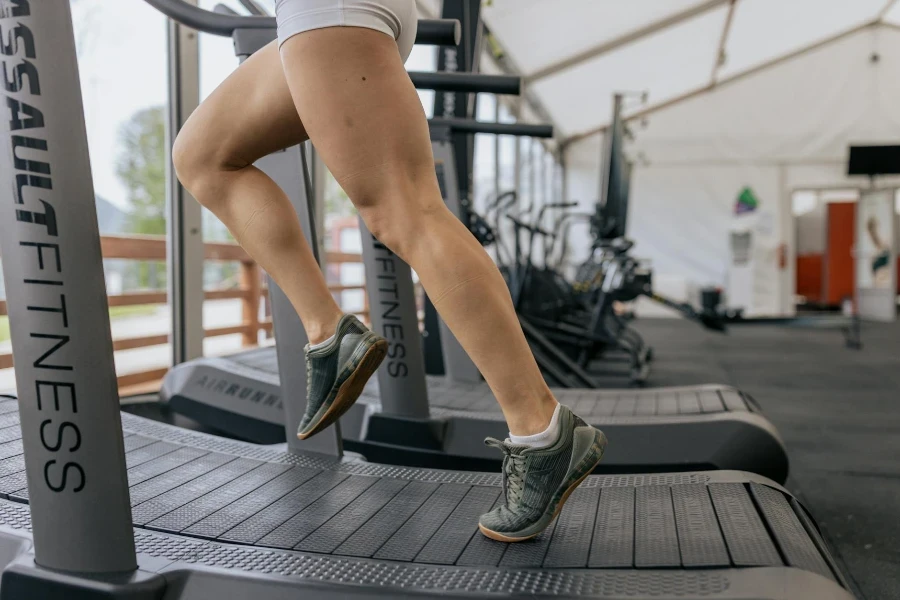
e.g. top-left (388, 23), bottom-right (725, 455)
top-left (142, 0), bottom-right (461, 45)
top-left (410, 72), bottom-right (520, 95)
top-left (429, 118), bottom-right (554, 138)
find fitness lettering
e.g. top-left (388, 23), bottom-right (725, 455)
top-left (1, 0), bottom-right (86, 494)
top-left (370, 239), bottom-right (409, 378)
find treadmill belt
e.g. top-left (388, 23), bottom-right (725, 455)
top-left (225, 346), bottom-right (754, 418)
top-left (0, 398), bottom-right (821, 572)
top-left (0, 397), bottom-right (852, 598)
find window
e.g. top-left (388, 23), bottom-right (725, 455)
top-left (472, 93), bottom-right (498, 214)
top-left (497, 102), bottom-right (517, 194)
top-left (197, 0), bottom-right (258, 356)
top-left (15, 0), bottom-right (172, 393)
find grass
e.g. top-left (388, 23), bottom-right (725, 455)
top-left (0, 305), bottom-right (157, 344)
top-left (108, 304), bottom-right (158, 320)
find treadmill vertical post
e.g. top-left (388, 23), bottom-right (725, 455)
top-left (430, 126), bottom-right (482, 384)
top-left (424, 0), bottom-right (482, 376)
top-left (0, 0), bottom-right (137, 573)
top-left (233, 32), bottom-right (343, 455)
top-left (264, 146), bottom-right (344, 454)
top-left (434, 0), bottom-right (482, 216)
top-left (359, 222), bottom-right (431, 419)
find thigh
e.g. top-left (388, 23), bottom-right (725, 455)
top-left (278, 27), bottom-right (438, 210)
top-left (182, 39), bottom-right (308, 167)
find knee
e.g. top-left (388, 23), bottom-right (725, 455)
top-left (359, 207), bottom-right (403, 254)
top-left (171, 123), bottom-right (245, 210)
top-left (170, 127), bottom-right (203, 193)
top-left (359, 198), bottom-right (448, 260)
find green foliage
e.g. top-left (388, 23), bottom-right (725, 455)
top-left (0, 308), bottom-right (156, 346)
top-left (116, 106), bottom-right (168, 290)
top-left (325, 171), bottom-right (356, 218)
top-left (117, 106), bottom-right (167, 236)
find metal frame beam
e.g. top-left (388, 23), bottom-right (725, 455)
top-left (710, 0), bottom-right (739, 85)
top-left (563, 20), bottom-right (879, 146)
top-left (877, 0), bottom-right (900, 20)
top-left (238, 0), bottom-right (268, 15)
top-left (524, 0), bottom-right (731, 84)
top-left (167, 0), bottom-right (205, 366)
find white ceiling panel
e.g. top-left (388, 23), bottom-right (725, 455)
top-left (719, 0), bottom-right (886, 78)
top-left (482, 0), bottom-right (712, 74)
top-left (884, 0), bottom-right (900, 25)
top-left (531, 6), bottom-right (727, 136)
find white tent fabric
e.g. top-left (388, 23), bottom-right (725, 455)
top-left (561, 23), bottom-right (900, 315)
top-left (482, 0), bottom-right (898, 139)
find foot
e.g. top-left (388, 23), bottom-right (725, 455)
top-left (297, 314), bottom-right (388, 440)
top-left (478, 405), bottom-right (607, 542)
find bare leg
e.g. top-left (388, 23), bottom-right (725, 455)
top-left (280, 29), bottom-right (556, 435)
top-left (172, 41), bottom-right (342, 344)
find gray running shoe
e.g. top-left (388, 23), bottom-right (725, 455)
top-left (297, 314), bottom-right (387, 440)
top-left (479, 405), bottom-right (607, 542)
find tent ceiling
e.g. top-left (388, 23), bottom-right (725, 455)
top-left (482, 0), bottom-right (711, 76)
top-left (885, 1), bottom-right (900, 24)
top-left (481, 0), bottom-right (900, 140)
top-left (530, 6), bottom-right (726, 136)
top-left (720, 0), bottom-right (886, 77)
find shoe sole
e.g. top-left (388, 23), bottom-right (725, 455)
top-left (478, 435), bottom-right (607, 543)
top-left (297, 338), bottom-right (388, 440)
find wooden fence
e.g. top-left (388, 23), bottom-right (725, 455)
top-left (0, 234), bottom-right (366, 394)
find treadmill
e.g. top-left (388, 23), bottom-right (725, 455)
top-left (160, 17), bottom-right (787, 481)
top-left (0, 4), bottom-right (852, 597)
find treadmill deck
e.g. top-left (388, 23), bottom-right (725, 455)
top-left (163, 346), bottom-right (789, 482)
top-left (0, 397), bottom-right (850, 598)
top-left (230, 346), bottom-right (756, 419)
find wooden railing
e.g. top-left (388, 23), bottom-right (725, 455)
top-left (0, 234), bottom-right (366, 394)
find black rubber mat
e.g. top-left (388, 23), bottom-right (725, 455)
top-left (629, 317), bottom-right (900, 599)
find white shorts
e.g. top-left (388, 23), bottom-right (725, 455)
top-left (275, 0), bottom-right (418, 63)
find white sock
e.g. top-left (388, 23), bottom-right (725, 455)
top-left (509, 404), bottom-right (562, 449)
top-left (309, 333), bottom-right (335, 351)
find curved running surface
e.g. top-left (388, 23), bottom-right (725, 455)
top-left (0, 397), bottom-right (849, 599)
top-left (163, 346), bottom-right (789, 482)
top-left (231, 346), bottom-right (753, 417)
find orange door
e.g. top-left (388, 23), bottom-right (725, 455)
top-left (824, 202), bottom-right (855, 306)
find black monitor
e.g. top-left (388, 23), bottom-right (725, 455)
top-left (595, 95), bottom-right (632, 241)
top-left (848, 144), bottom-right (900, 176)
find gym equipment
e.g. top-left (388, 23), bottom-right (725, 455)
top-left (483, 193), bottom-right (655, 382)
top-left (160, 15), bottom-right (789, 481)
top-left (0, 396), bottom-right (855, 600)
top-left (0, 3), bottom-right (853, 598)
top-left (571, 95), bottom-right (861, 356)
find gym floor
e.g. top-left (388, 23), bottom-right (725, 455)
top-left (621, 317), bottom-right (900, 600)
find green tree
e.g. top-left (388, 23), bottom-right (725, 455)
top-left (325, 171), bottom-right (355, 217)
top-left (116, 106), bottom-right (166, 288)
top-left (117, 106), bottom-right (166, 235)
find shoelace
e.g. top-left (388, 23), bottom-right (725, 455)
top-left (485, 437), bottom-right (527, 506)
top-left (305, 352), bottom-right (313, 403)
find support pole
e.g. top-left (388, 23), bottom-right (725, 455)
top-left (232, 35), bottom-right (342, 455)
top-left (359, 222), bottom-right (431, 419)
top-left (167, 0), bottom-right (205, 366)
top-left (0, 0), bottom-right (136, 573)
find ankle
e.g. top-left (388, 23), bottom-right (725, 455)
top-left (306, 312), bottom-right (343, 345)
top-left (508, 397), bottom-right (559, 437)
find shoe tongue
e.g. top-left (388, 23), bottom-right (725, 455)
top-left (504, 441), bottom-right (530, 455)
